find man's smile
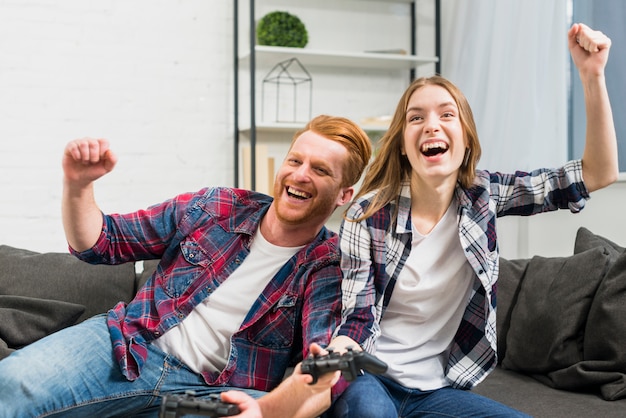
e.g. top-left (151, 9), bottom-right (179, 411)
top-left (286, 186), bottom-right (312, 200)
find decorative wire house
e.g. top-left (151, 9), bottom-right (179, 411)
top-left (261, 57), bottom-right (312, 123)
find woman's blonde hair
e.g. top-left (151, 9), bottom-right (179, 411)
top-left (352, 75), bottom-right (482, 221)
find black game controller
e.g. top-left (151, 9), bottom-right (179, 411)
top-left (159, 391), bottom-right (241, 418)
top-left (300, 346), bottom-right (388, 384)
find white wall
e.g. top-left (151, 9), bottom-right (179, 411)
top-left (0, 1), bottom-right (234, 252)
top-left (0, 0), bottom-right (436, 253)
top-left (1, 0), bottom-right (623, 257)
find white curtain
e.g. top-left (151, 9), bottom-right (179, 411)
top-left (439, 0), bottom-right (569, 173)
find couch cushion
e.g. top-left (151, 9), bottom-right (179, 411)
top-left (0, 245), bottom-right (136, 323)
top-left (495, 257), bottom-right (530, 363)
top-left (473, 367), bottom-right (626, 418)
top-left (0, 295), bottom-right (85, 360)
top-left (553, 227), bottom-right (626, 401)
top-left (574, 226), bottom-right (624, 261)
top-left (501, 247), bottom-right (611, 373)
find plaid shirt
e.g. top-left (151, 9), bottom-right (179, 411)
top-left (334, 160), bottom-right (589, 389)
top-left (72, 187), bottom-right (343, 392)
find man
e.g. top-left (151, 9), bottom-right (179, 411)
top-left (0, 114), bottom-right (372, 418)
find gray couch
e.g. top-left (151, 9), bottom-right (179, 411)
top-left (1, 226), bottom-right (625, 417)
top-left (473, 227), bottom-right (626, 416)
top-left (0, 246), bottom-right (158, 360)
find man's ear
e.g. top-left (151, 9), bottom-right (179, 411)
top-left (336, 186), bottom-right (354, 207)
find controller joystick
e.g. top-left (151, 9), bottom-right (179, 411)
top-left (159, 391), bottom-right (241, 418)
top-left (300, 346), bottom-right (388, 384)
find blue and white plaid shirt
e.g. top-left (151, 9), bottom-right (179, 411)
top-left (334, 159), bottom-right (589, 389)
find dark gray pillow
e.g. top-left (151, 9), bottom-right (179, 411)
top-left (545, 233), bottom-right (626, 401)
top-left (0, 295), bottom-right (85, 360)
top-left (0, 245), bottom-right (136, 322)
top-left (0, 338), bottom-right (12, 361)
top-left (579, 249), bottom-right (626, 400)
top-left (501, 247), bottom-right (611, 373)
top-left (574, 226), bottom-right (624, 260)
top-left (496, 258), bottom-right (530, 363)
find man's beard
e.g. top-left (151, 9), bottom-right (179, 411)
top-left (274, 187), bottom-right (338, 226)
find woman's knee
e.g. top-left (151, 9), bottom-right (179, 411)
top-left (326, 374), bottom-right (396, 418)
top-left (330, 395), bottom-right (396, 418)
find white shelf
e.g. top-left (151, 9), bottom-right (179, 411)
top-left (240, 45), bottom-right (438, 70)
top-left (240, 122), bottom-right (304, 134)
top-left (240, 122), bottom-right (389, 135)
top-left (234, 0), bottom-right (439, 188)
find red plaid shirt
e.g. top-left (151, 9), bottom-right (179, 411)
top-left (72, 187), bottom-right (343, 392)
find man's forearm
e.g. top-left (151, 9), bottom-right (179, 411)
top-left (62, 180), bottom-right (104, 252)
top-left (257, 374), bottom-right (332, 418)
top-left (291, 391), bottom-right (332, 418)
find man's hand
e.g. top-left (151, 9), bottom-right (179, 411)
top-left (294, 343), bottom-right (341, 392)
top-left (62, 138), bottom-right (118, 186)
top-left (220, 391), bottom-right (262, 418)
top-left (61, 138), bottom-right (116, 251)
top-left (256, 343), bottom-right (341, 418)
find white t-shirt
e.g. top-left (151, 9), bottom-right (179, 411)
top-left (153, 228), bottom-right (302, 374)
top-left (376, 201), bottom-right (474, 390)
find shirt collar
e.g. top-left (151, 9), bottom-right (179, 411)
top-left (395, 180), bottom-right (470, 235)
top-left (395, 181), bottom-right (413, 234)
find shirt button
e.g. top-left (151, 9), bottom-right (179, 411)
top-left (178, 313), bottom-right (184, 319)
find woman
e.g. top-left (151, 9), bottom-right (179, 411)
top-left (326, 23), bottom-right (617, 417)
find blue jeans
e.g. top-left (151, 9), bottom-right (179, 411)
top-left (0, 315), bottom-right (266, 417)
top-left (324, 372), bottom-right (531, 418)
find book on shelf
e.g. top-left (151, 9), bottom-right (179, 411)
top-left (242, 144), bottom-right (275, 195)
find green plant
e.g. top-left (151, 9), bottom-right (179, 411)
top-left (256, 11), bottom-right (308, 48)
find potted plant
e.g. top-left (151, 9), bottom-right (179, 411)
top-left (256, 11), bottom-right (308, 48)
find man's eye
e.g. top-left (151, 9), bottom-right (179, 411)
top-left (315, 167), bottom-right (328, 175)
